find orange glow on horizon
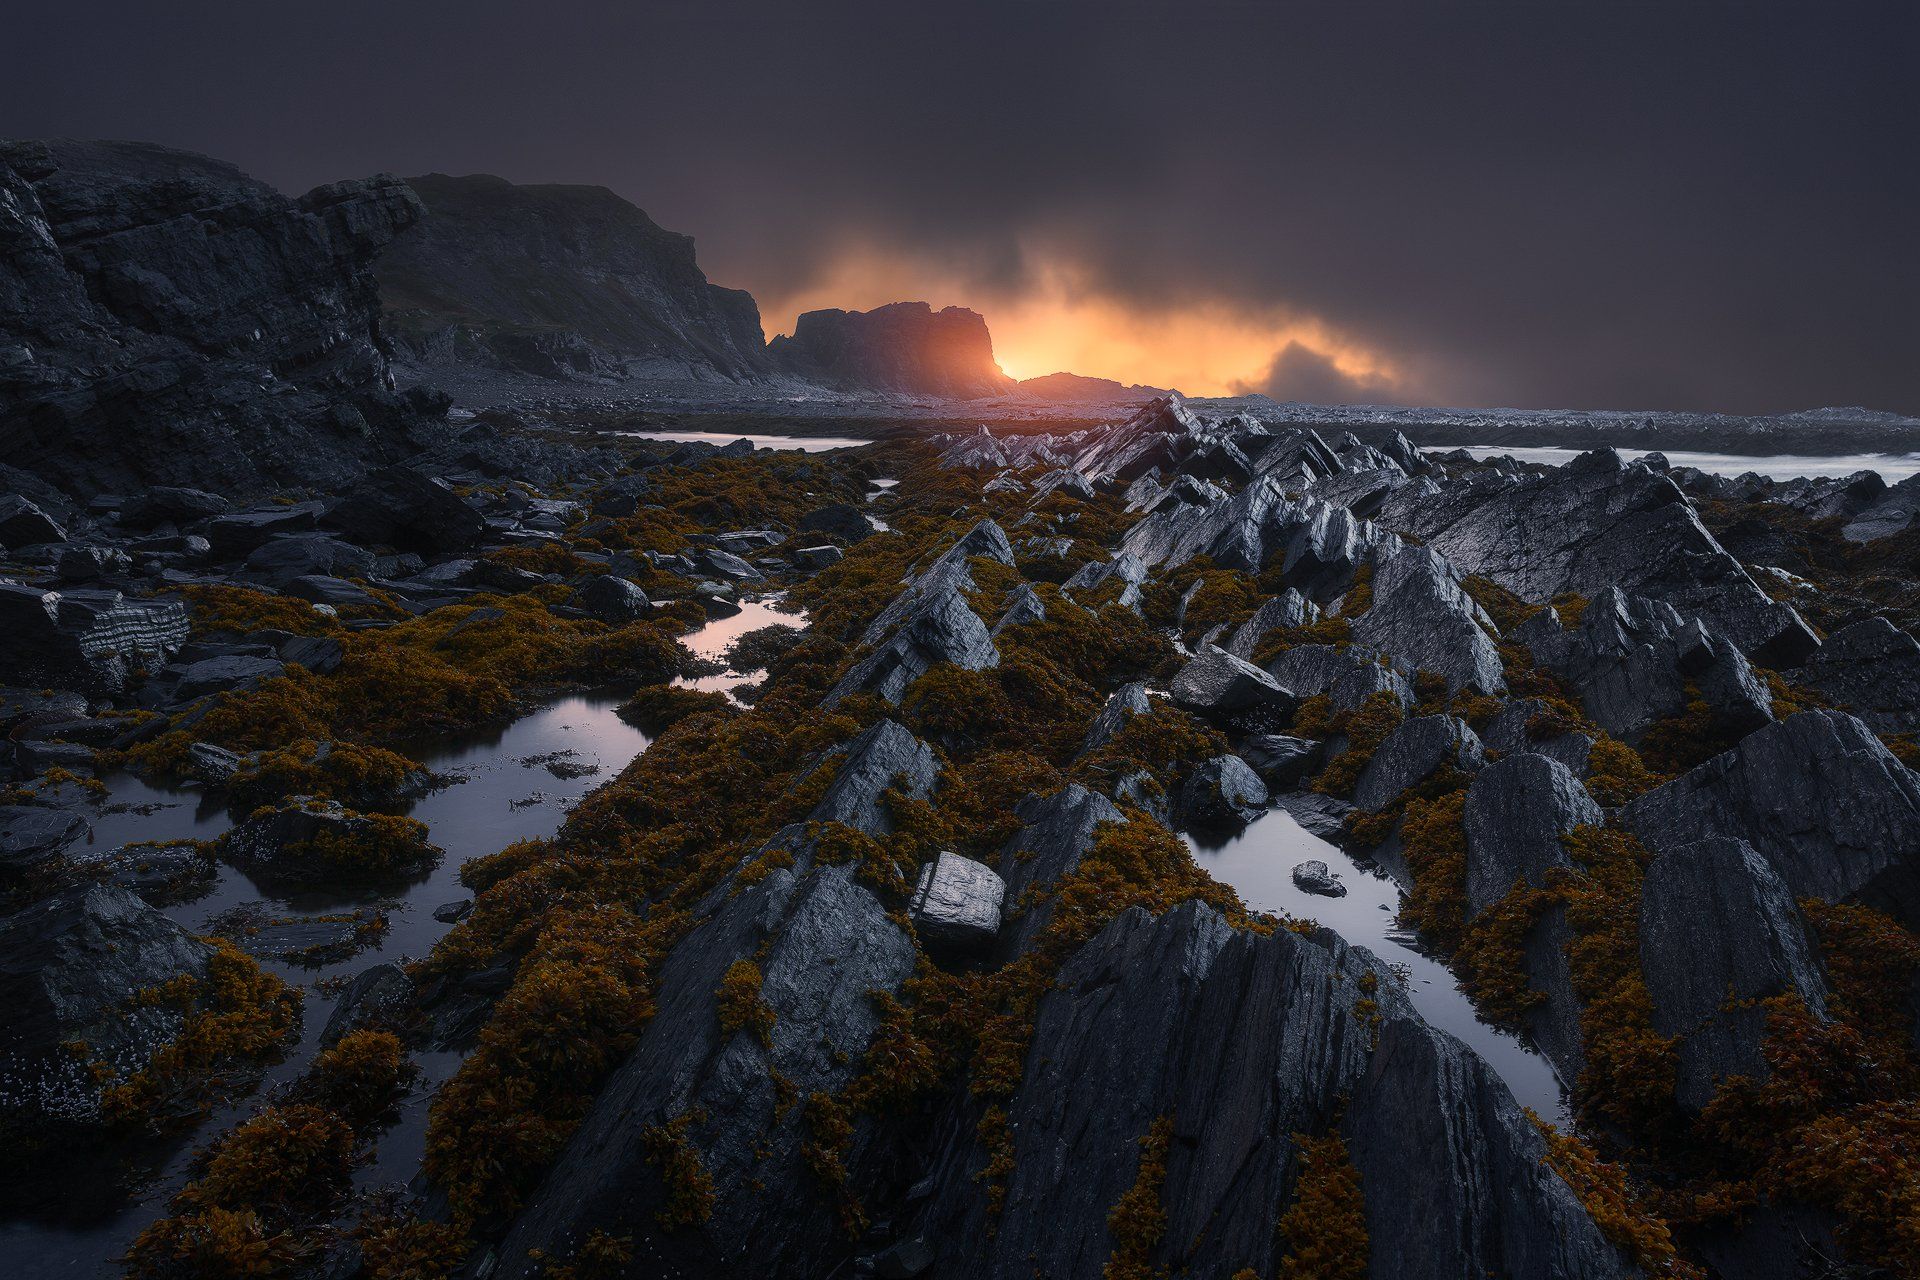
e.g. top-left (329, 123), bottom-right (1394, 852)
top-left (755, 248), bottom-right (1403, 398)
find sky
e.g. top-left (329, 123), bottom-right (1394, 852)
top-left (7, 1), bottom-right (1917, 413)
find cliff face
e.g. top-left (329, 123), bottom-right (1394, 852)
top-left (377, 173), bottom-right (774, 386)
top-left (768, 301), bottom-right (1016, 399)
top-left (0, 139), bottom-right (443, 499)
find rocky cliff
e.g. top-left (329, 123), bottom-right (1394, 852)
top-left (0, 139), bottom-right (446, 500)
top-left (377, 173), bottom-right (774, 386)
top-left (768, 301), bottom-right (1016, 399)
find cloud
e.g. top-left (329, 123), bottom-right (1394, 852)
top-left (1232, 341), bottom-right (1405, 407)
top-left (4, 1), bottom-right (1913, 413)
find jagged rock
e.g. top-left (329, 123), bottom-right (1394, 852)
top-left (1061, 551), bottom-right (1149, 612)
top-left (1516, 587), bottom-right (1772, 742)
top-left (1352, 545), bottom-right (1505, 694)
top-left (320, 961), bottom-right (415, 1048)
top-left (1238, 734), bottom-right (1321, 789)
top-left (1641, 838), bottom-right (1830, 1111)
top-left (490, 846), bottom-right (918, 1277)
top-left (797, 503), bottom-right (876, 544)
top-left (826, 527), bottom-right (1009, 706)
top-left (1223, 590), bottom-right (1319, 658)
top-left (1176, 755), bottom-right (1269, 829)
top-left (1291, 859), bottom-right (1347, 897)
top-left (804, 720), bottom-right (940, 836)
top-left (55, 544), bottom-right (130, 582)
top-left (1387, 448), bottom-right (1816, 664)
top-left (0, 884), bottom-right (214, 1120)
top-left (0, 583), bottom-right (188, 694)
top-left (1119, 475), bottom-right (1393, 597)
top-left (285, 575), bottom-right (379, 610)
top-left (905, 901), bottom-right (1638, 1279)
top-left (1352, 715), bottom-right (1485, 812)
top-left (574, 574), bottom-right (651, 622)
top-left (1168, 646), bottom-right (1297, 726)
top-left (990, 583), bottom-right (1045, 635)
top-left (909, 851), bottom-right (1006, 950)
top-left (323, 465), bottom-right (486, 552)
top-left (173, 654), bottom-right (285, 702)
top-left (279, 634), bottom-right (344, 675)
top-left (1, 139), bottom-right (442, 499)
top-left (433, 900), bottom-right (473, 924)
top-left (1078, 685), bottom-right (1153, 764)
top-left (243, 534), bottom-right (376, 585)
top-left (0, 494), bottom-right (65, 547)
top-left (769, 301), bottom-right (1014, 398)
top-left (1842, 473), bottom-right (1920, 542)
top-left (119, 486), bottom-right (229, 528)
top-left (0, 805), bottom-right (90, 871)
top-left (1266, 643), bottom-right (1413, 714)
top-left (1463, 754), bottom-right (1602, 918)
top-left (1626, 710), bottom-right (1920, 927)
top-left (1275, 790), bottom-right (1355, 839)
top-left (1477, 699), bottom-right (1594, 777)
top-left (65, 840), bottom-right (216, 904)
top-left (1799, 617), bottom-right (1920, 733)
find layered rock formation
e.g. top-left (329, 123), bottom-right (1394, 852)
top-left (377, 173), bottom-right (774, 385)
top-left (1, 139), bottom-right (446, 499)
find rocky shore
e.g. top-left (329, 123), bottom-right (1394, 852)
top-left (5, 138), bottom-right (1920, 1280)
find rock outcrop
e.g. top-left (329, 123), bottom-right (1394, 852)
top-left (1798, 617), bottom-right (1920, 733)
top-left (1, 138), bottom-right (445, 498)
top-left (768, 302), bottom-right (1015, 399)
top-left (1626, 710), bottom-right (1920, 926)
top-left (377, 172), bottom-right (773, 386)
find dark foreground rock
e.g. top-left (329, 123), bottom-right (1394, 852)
top-left (1, 139), bottom-right (447, 499)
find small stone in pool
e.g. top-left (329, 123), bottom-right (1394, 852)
top-left (1291, 860), bottom-right (1347, 897)
top-left (433, 899), bottom-right (474, 924)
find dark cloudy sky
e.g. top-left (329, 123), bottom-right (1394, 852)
top-left (9, 1), bottom-right (1917, 413)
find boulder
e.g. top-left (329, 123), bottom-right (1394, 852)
top-left (56, 544), bottom-right (131, 582)
top-left (1176, 755), bottom-right (1269, 829)
top-left (1516, 587), bottom-right (1771, 742)
top-left (1799, 616), bottom-right (1920, 733)
top-left (697, 547), bottom-right (763, 581)
top-left (1351, 715), bottom-right (1485, 813)
top-left (1292, 859), bottom-right (1347, 897)
top-left (204, 504), bottom-right (326, 559)
top-left (1626, 710), bottom-right (1920, 927)
top-left (791, 544), bottom-right (843, 571)
top-left (1352, 545), bottom-right (1505, 694)
top-left (120, 487), bottom-right (229, 529)
top-left (284, 575), bottom-right (379, 610)
top-left (173, 654), bottom-right (286, 702)
top-left (279, 634), bottom-right (344, 675)
top-left (0, 884), bottom-right (214, 1119)
top-left (1640, 838), bottom-right (1830, 1111)
top-left (1237, 734), bottom-right (1321, 789)
top-left (797, 503), bottom-right (876, 544)
top-left (574, 574), bottom-right (651, 622)
top-left (184, 741), bottom-right (244, 785)
top-left (909, 851), bottom-right (1006, 950)
top-left (243, 533), bottom-right (376, 584)
top-left (1168, 645), bottom-right (1297, 727)
top-left (0, 494), bottom-right (66, 548)
top-left (0, 804), bottom-right (90, 871)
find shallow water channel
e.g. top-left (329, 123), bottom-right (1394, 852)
top-left (3, 597), bottom-right (809, 1276)
top-left (1187, 807), bottom-right (1572, 1127)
